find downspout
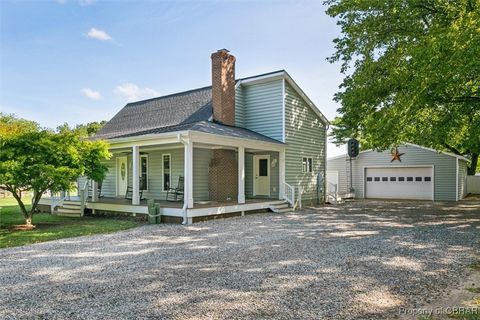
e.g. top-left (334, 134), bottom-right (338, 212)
top-left (177, 133), bottom-right (189, 225)
top-left (323, 123), bottom-right (330, 205)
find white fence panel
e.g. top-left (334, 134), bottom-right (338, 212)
top-left (466, 176), bottom-right (480, 194)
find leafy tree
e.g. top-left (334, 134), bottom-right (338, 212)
top-left (57, 120), bottom-right (107, 137)
top-left (0, 114), bottom-right (110, 226)
top-left (325, 0), bottom-right (480, 174)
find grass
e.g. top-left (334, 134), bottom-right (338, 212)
top-left (0, 197), bottom-right (143, 248)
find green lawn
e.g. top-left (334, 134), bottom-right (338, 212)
top-left (0, 197), bottom-right (143, 248)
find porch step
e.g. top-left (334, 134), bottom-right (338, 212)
top-left (268, 200), bottom-right (293, 213)
top-left (54, 200), bottom-right (83, 217)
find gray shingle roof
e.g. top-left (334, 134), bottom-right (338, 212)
top-left (94, 86), bottom-right (212, 140)
top-left (111, 120), bottom-right (284, 144)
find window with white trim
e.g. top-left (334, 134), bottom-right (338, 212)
top-left (140, 155), bottom-right (148, 191)
top-left (302, 157), bottom-right (313, 173)
top-left (162, 154), bottom-right (171, 191)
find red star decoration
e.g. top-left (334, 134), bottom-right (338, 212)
top-left (390, 147), bottom-right (404, 162)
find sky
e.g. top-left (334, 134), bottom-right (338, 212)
top-left (0, 0), bottom-right (347, 157)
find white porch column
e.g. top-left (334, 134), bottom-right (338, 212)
top-left (279, 149), bottom-right (286, 200)
top-left (238, 146), bottom-right (245, 204)
top-left (132, 145), bottom-right (140, 205)
top-left (92, 180), bottom-right (98, 202)
top-left (185, 140), bottom-right (194, 209)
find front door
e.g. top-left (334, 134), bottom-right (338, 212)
top-left (254, 155), bottom-right (270, 196)
top-left (117, 156), bottom-right (128, 197)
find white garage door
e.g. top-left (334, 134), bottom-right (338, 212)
top-left (365, 167), bottom-right (433, 200)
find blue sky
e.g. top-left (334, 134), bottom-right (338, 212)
top-left (0, 0), bottom-right (346, 156)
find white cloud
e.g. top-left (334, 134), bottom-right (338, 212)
top-left (114, 83), bottom-right (159, 102)
top-left (82, 88), bottom-right (102, 100)
top-left (79, 0), bottom-right (95, 5)
top-left (56, 0), bottom-right (67, 4)
top-left (87, 28), bottom-right (112, 41)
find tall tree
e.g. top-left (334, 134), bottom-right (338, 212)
top-left (57, 120), bottom-right (107, 137)
top-left (325, 0), bottom-right (480, 174)
top-left (0, 114), bottom-right (110, 226)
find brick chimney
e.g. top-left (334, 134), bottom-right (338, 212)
top-left (211, 49), bottom-right (236, 126)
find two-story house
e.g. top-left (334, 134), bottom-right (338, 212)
top-left (45, 50), bottom-right (329, 224)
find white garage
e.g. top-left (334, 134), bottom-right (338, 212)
top-left (365, 167), bottom-right (433, 200)
top-left (327, 143), bottom-right (469, 202)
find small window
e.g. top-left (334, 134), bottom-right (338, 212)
top-left (399, 177), bottom-right (405, 182)
top-left (259, 159), bottom-right (268, 176)
top-left (140, 155), bottom-right (148, 191)
top-left (302, 157), bottom-right (313, 173)
top-left (162, 154), bottom-right (171, 191)
top-left (382, 177), bottom-right (388, 182)
top-left (424, 176), bottom-right (431, 182)
top-left (407, 177), bottom-right (413, 182)
top-left (366, 177), bottom-right (373, 182)
top-left (390, 177), bottom-right (396, 182)
top-left (415, 177), bottom-right (422, 182)
top-left (374, 177), bottom-right (380, 182)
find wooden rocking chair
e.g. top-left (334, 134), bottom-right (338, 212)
top-left (125, 177), bottom-right (145, 200)
top-left (166, 176), bottom-right (184, 202)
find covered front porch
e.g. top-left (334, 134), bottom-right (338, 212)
top-left (69, 127), bottom-right (292, 223)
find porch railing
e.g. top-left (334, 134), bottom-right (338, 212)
top-left (283, 182), bottom-right (295, 207)
top-left (326, 182), bottom-right (338, 204)
top-left (50, 190), bottom-right (67, 213)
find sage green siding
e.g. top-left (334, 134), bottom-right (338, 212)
top-left (284, 83), bottom-right (327, 205)
top-left (100, 157), bottom-right (116, 197)
top-left (193, 148), bottom-right (213, 201)
top-left (235, 80), bottom-right (283, 141)
top-left (327, 145), bottom-right (461, 201)
top-left (101, 147), bottom-right (212, 202)
top-left (102, 147), bottom-right (184, 200)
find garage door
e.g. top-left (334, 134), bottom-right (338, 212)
top-left (365, 167), bottom-right (433, 200)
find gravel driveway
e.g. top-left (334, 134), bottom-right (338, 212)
top-left (1, 199), bottom-right (479, 319)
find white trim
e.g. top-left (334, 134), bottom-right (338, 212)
top-left (238, 146), bottom-right (245, 204)
top-left (187, 200), bottom-right (284, 218)
top-left (107, 130), bottom-right (188, 145)
top-left (362, 165), bottom-right (435, 201)
top-left (186, 141), bottom-right (194, 208)
top-left (281, 78), bottom-right (286, 143)
top-left (132, 145), bottom-right (140, 205)
top-left (253, 155), bottom-right (271, 197)
top-left (456, 158), bottom-right (459, 201)
top-left (189, 131), bottom-right (285, 152)
top-left (162, 153), bottom-right (172, 192)
top-left (302, 157), bottom-right (313, 173)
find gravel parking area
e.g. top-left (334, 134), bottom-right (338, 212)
top-left (1, 199), bottom-right (479, 319)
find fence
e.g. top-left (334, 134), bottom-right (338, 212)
top-left (466, 176), bottom-right (480, 194)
